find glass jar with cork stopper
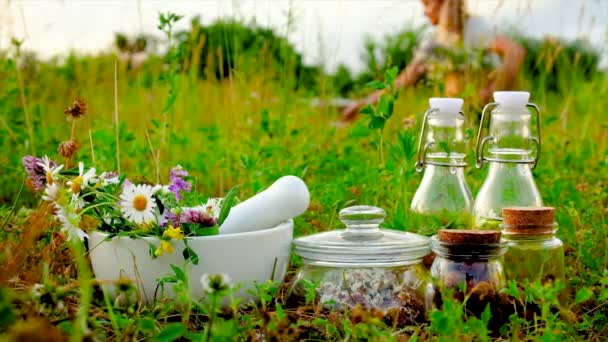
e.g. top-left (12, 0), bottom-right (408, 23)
top-left (501, 207), bottom-right (565, 288)
top-left (429, 229), bottom-right (508, 321)
top-left (290, 205), bottom-right (431, 324)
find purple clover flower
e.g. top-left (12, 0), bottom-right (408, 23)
top-left (22, 155), bottom-right (53, 191)
top-left (168, 165), bottom-right (192, 201)
top-left (165, 208), bottom-right (216, 227)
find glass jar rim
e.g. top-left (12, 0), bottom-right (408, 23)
top-left (294, 206), bottom-right (431, 267)
top-left (430, 235), bottom-right (507, 260)
top-left (294, 228), bottom-right (431, 267)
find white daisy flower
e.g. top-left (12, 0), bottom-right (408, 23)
top-left (98, 171), bottom-right (120, 187)
top-left (67, 162), bottom-right (97, 195)
top-left (37, 155), bottom-right (64, 185)
top-left (200, 273), bottom-right (232, 294)
top-left (120, 184), bottom-right (161, 224)
top-left (55, 204), bottom-right (87, 241)
top-left (42, 183), bottom-right (62, 202)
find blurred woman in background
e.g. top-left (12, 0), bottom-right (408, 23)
top-left (340, 0), bottom-right (526, 122)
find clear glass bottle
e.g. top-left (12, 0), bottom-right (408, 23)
top-left (473, 91), bottom-right (543, 229)
top-left (501, 207), bottom-right (565, 287)
top-left (429, 229), bottom-right (508, 322)
top-left (411, 98), bottom-right (473, 231)
top-left (291, 205), bottom-right (431, 324)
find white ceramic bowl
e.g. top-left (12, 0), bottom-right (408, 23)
top-left (88, 220), bottom-right (293, 303)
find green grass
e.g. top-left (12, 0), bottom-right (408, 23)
top-left (0, 19), bottom-right (607, 340)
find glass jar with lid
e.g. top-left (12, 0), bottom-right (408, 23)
top-left (473, 91), bottom-right (543, 229)
top-left (501, 207), bottom-right (565, 287)
top-left (429, 229), bottom-right (507, 321)
top-left (291, 205), bottom-right (431, 323)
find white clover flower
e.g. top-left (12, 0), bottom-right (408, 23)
top-left (200, 273), bottom-right (232, 294)
top-left (202, 197), bottom-right (222, 218)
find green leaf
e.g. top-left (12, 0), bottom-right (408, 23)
top-left (169, 264), bottom-right (187, 283)
top-left (385, 99), bottom-right (394, 119)
top-left (575, 287), bottom-right (594, 304)
top-left (218, 185), bottom-right (240, 226)
top-left (275, 303), bottom-right (286, 321)
top-left (368, 116), bottom-right (386, 130)
top-left (359, 105), bottom-right (374, 116)
top-left (385, 66), bottom-right (399, 84)
top-left (149, 243), bottom-right (158, 259)
top-left (367, 80), bottom-right (385, 90)
top-left (137, 317), bottom-right (156, 333)
top-left (154, 322), bottom-right (186, 342)
top-left (481, 304), bottom-right (492, 325)
top-left (377, 96), bottom-right (389, 116)
top-left (182, 240), bottom-right (199, 265)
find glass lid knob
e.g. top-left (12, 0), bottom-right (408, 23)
top-left (339, 205), bottom-right (385, 239)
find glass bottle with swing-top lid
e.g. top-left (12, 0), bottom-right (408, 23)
top-left (411, 98), bottom-right (473, 232)
top-left (291, 205), bottom-right (431, 323)
top-left (473, 91), bottom-right (543, 229)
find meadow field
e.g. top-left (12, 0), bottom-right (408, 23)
top-left (0, 15), bottom-right (607, 341)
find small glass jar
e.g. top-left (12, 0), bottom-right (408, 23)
top-left (501, 207), bottom-right (565, 287)
top-left (429, 229), bottom-right (507, 318)
top-left (291, 206), bottom-right (431, 323)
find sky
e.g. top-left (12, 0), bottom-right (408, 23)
top-left (1, 0), bottom-right (607, 72)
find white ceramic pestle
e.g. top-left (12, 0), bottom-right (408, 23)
top-left (219, 175), bottom-right (310, 235)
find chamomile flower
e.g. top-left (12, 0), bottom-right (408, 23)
top-left (55, 204), bottom-right (87, 240)
top-left (67, 162), bottom-right (97, 195)
top-left (36, 155), bottom-right (64, 185)
top-left (42, 183), bottom-right (62, 202)
top-left (120, 184), bottom-right (161, 225)
top-left (98, 171), bottom-right (120, 187)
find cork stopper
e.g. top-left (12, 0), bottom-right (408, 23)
top-left (438, 229), bottom-right (501, 244)
top-left (502, 207), bottom-right (556, 234)
top-left (503, 207), bottom-right (555, 226)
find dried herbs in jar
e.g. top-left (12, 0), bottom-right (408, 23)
top-left (429, 229), bottom-right (508, 324)
top-left (291, 205), bottom-right (431, 324)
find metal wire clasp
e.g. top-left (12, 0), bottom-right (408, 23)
top-left (415, 108), bottom-right (466, 172)
top-left (475, 102), bottom-right (542, 169)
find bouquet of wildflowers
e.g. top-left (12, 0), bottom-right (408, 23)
top-left (23, 155), bottom-right (236, 261)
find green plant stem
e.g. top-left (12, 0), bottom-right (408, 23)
top-left (15, 57), bottom-right (35, 155)
top-left (0, 176), bottom-right (25, 231)
top-left (379, 131), bottom-right (385, 166)
top-left (102, 287), bottom-right (122, 340)
top-left (70, 238), bottom-right (93, 342)
top-left (113, 60), bottom-right (121, 174)
top-left (205, 294), bottom-right (217, 342)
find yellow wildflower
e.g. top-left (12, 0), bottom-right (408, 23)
top-left (163, 225), bottom-right (184, 240)
top-left (154, 240), bottom-right (174, 257)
